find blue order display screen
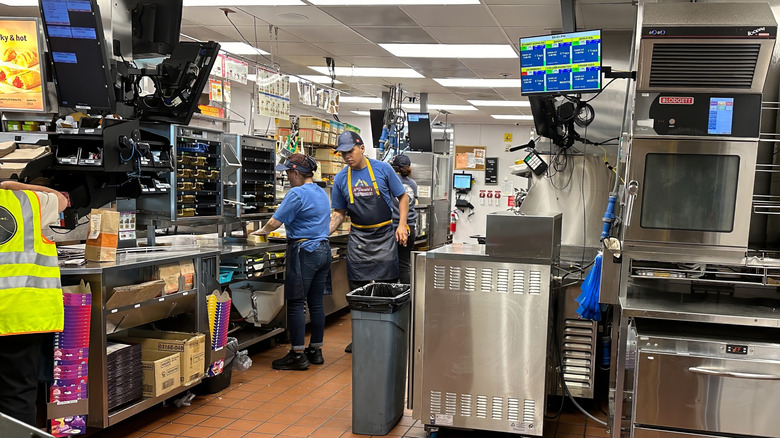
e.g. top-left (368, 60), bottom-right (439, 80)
top-left (708, 97), bottom-right (734, 135)
top-left (520, 30), bottom-right (602, 95)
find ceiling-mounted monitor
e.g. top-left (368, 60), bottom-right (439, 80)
top-left (39, 0), bottom-right (114, 112)
top-left (407, 112), bottom-right (433, 152)
top-left (520, 29), bottom-right (602, 96)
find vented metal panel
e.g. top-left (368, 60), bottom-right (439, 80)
top-left (523, 400), bottom-right (535, 423)
top-left (433, 266), bottom-right (445, 289)
top-left (562, 319), bottom-right (595, 392)
top-left (649, 43), bottom-right (759, 89)
top-left (492, 397), bottom-right (504, 420)
top-left (445, 393), bottom-right (457, 415)
top-left (529, 271), bottom-right (542, 295)
top-left (461, 394), bottom-right (472, 417)
top-left (430, 391), bottom-right (442, 414)
top-left (464, 267), bottom-right (477, 292)
top-left (496, 269), bottom-right (509, 294)
top-left (508, 398), bottom-right (520, 422)
top-left (480, 268), bottom-right (492, 292)
top-left (476, 396), bottom-right (488, 418)
top-left (448, 267), bottom-right (461, 291)
top-left (513, 270), bottom-right (525, 294)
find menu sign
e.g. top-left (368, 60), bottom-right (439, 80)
top-left (256, 67), bottom-right (289, 119)
top-left (224, 56), bottom-right (248, 84)
top-left (0, 18), bottom-right (45, 112)
top-left (297, 79), bottom-right (339, 115)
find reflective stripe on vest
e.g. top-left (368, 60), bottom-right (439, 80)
top-left (0, 189), bottom-right (63, 335)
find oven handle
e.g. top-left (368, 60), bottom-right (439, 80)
top-left (624, 180), bottom-right (639, 226)
top-left (688, 367), bottom-right (780, 380)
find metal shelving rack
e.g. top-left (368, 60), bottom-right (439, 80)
top-left (222, 134), bottom-right (277, 219)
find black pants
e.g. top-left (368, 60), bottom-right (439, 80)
top-left (397, 225), bottom-right (415, 285)
top-left (0, 333), bottom-right (47, 425)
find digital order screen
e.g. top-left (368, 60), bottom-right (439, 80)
top-left (708, 97), bottom-right (734, 135)
top-left (520, 30), bottom-right (602, 95)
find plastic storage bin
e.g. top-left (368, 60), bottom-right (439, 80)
top-left (347, 283), bottom-right (411, 436)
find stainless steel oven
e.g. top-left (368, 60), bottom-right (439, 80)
top-left (624, 137), bottom-right (757, 249)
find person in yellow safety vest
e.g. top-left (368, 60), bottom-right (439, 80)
top-left (0, 180), bottom-right (67, 426)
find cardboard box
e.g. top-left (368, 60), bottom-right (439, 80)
top-left (329, 132), bottom-right (337, 146)
top-left (298, 116), bottom-right (316, 129)
top-left (320, 161), bottom-right (344, 174)
top-left (275, 118), bottom-right (291, 128)
top-left (314, 148), bottom-right (337, 161)
top-left (299, 128), bottom-right (314, 143)
top-left (313, 130), bottom-right (323, 145)
top-left (127, 331), bottom-right (206, 386)
top-left (141, 351), bottom-right (180, 398)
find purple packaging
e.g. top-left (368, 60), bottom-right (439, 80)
top-left (51, 415), bottom-right (87, 437)
top-left (53, 376), bottom-right (87, 386)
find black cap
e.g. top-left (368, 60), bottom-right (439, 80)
top-left (275, 153), bottom-right (317, 173)
top-left (336, 131), bottom-right (364, 152)
top-left (390, 154), bottom-right (411, 167)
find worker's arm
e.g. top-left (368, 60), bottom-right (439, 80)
top-left (0, 180), bottom-right (67, 213)
top-left (329, 209), bottom-right (347, 235)
top-left (395, 193), bottom-right (409, 244)
top-left (252, 218), bottom-right (282, 235)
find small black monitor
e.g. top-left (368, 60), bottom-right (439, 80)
top-left (520, 29), bottom-right (602, 96)
top-left (129, 0), bottom-right (183, 58)
top-left (369, 109), bottom-right (386, 147)
top-left (40, 0), bottom-right (114, 111)
top-left (407, 112), bottom-right (433, 152)
top-left (453, 173), bottom-right (472, 191)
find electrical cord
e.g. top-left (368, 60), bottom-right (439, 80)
top-left (582, 78), bottom-right (618, 103)
top-left (224, 11), bottom-right (280, 70)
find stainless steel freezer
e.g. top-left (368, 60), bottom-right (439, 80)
top-left (410, 243), bottom-right (553, 436)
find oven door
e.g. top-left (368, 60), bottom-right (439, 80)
top-left (634, 350), bottom-right (780, 437)
top-left (624, 138), bottom-right (757, 249)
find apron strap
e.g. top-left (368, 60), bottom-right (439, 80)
top-left (348, 159), bottom-right (381, 204)
top-left (351, 219), bottom-right (392, 229)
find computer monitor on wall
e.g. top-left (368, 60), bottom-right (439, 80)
top-left (407, 112), bottom-right (433, 152)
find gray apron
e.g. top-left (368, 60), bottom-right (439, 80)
top-left (346, 159), bottom-right (399, 282)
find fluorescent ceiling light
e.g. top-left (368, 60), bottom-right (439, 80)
top-left (311, 0), bottom-right (478, 4)
top-left (0, 0), bottom-right (37, 4)
top-left (309, 66), bottom-right (423, 78)
top-left (402, 104), bottom-right (477, 111)
top-left (219, 42), bottom-right (269, 56)
top-left (380, 44), bottom-right (516, 59)
top-left (341, 96), bottom-right (382, 104)
top-left (184, 0), bottom-right (303, 5)
top-left (491, 115), bottom-right (534, 120)
top-left (434, 78), bottom-right (524, 88)
top-left (289, 75), bottom-right (343, 84)
top-left (469, 100), bottom-right (531, 107)
top-left (351, 111), bottom-right (371, 116)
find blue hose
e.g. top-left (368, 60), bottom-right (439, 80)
top-left (601, 193), bottom-right (617, 240)
top-left (576, 253), bottom-right (603, 321)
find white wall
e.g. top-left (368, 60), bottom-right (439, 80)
top-left (449, 124), bottom-right (532, 243)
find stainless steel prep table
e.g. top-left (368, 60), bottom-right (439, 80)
top-left (58, 247), bottom-right (220, 429)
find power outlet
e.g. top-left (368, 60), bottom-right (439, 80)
top-left (505, 143), bottom-right (511, 152)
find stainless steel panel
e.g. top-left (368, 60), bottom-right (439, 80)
top-left (410, 251), bottom-right (427, 415)
top-left (548, 285), bottom-right (596, 399)
top-left (633, 426), bottom-right (723, 438)
top-left (406, 152), bottom-right (435, 206)
top-left (485, 213), bottom-right (561, 262)
top-left (323, 258), bottom-right (349, 315)
top-left (634, 350), bottom-right (780, 437)
top-left (624, 138), bottom-right (757, 249)
top-left (429, 199), bottom-right (451, 249)
top-left (418, 255), bottom-right (551, 435)
top-left (519, 155), bottom-right (614, 250)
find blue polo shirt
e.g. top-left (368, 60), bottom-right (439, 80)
top-left (332, 159), bottom-right (405, 212)
top-left (272, 183), bottom-right (330, 251)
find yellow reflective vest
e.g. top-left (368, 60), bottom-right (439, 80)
top-left (0, 189), bottom-right (63, 335)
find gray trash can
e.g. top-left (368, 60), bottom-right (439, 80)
top-left (347, 283), bottom-right (411, 436)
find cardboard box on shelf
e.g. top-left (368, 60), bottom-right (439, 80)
top-left (298, 116), bottom-right (316, 129)
top-left (299, 128), bottom-right (314, 143)
top-left (141, 351), bottom-right (181, 398)
top-left (313, 118), bottom-right (324, 131)
top-left (314, 148), bottom-right (338, 161)
top-left (275, 118), bottom-right (291, 128)
top-left (125, 331), bottom-right (206, 386)
top-left (277, 127), bottom-right (290, 138)
top-left (321, 120), bottom-right (330, 133)
top-left (320, 161), bottom-right (344, 174)
top-left (328, 132), bottom-right (337, 146)
top-left (106, 279), bottom-right (165, 309)
top-left (313, 130), bottom-right (323, 145)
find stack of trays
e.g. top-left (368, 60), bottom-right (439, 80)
top-left (106, 342), bottom-right (143, 409)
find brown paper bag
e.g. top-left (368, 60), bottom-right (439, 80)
top-left (157, 263), bottom-right (181, 295)
top-left (85, 209), bottom-right (119, 262)
top-left (179, 261), bottom-right (195, 291)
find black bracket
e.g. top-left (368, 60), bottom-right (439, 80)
top-left (603, 66), bottom-right (636, 80)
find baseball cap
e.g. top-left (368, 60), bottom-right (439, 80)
top-left (390, 154), bottom-right (411, 167)
top-left (336, 131), bottom-right (364, 152)
top-left (275, 153), bottom-right (317, 173)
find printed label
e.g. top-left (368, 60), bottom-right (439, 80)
top-left (88, 214), bottom-right (101, 239)
top-left (659, 96), bottom-right (693, 105)
top-left (434, 414), bottom-right (453, 426)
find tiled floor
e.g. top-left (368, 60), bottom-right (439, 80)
top-left (93, 312), bottom-right (610, 438)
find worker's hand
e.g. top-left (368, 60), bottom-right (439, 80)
top-left (395, 225), bottom-right (408, 246)
top-left (251, 229), bottom-right (269, 236)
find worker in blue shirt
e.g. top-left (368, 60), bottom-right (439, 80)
top-left (330, 132), bottom-right (408, 352)
top-left (254, 154), bottom-right (331, 370)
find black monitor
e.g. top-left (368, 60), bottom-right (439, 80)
top-left (407, 112), bottom-right (433, 152)
top-left (453, 173), bottom-right (473, 191)
top-left (129, 0), bottom-right (183, 58)
top-left (369, 109), bottom-right (386, 147)
top-left (40, 0), bottom-right (114, 112)
top-left (520, 29), bottom-right (602, 96)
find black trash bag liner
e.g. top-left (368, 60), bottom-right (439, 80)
top-left (346, 283), bottom-right (410, 314)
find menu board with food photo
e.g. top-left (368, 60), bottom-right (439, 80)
top-left (0, 18), bottom-right (45, 112)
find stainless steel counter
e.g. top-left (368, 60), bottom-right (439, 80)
top-left (59, 247), bottom-right (221, 275)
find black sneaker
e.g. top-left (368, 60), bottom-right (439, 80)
top-left (272, 350), bottom-right (310, 370)
top-left (304, 346), bottom-right (324, 365)
top-left (345, 342), bottom-right (352, 353)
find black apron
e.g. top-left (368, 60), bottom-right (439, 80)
top-left (346, 159), bottom-right (399, 282)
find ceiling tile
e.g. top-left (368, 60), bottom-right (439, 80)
top-left (489, 5), bottom-right (562, 28)
top-left (425, 26), bottom-right (509, 44)
top-left (451, 89), bottom-right (505, 100)
top-left (403, 58), bottom-right (474, 78)
top-left (351, 26), bottom-right (437, 44)
top-left (281, 26), bottom-right (368, 43)
top-left (183, 7), bottom-right (257, 26)
top-left (503, 27), bottom-right (558, 44)
top-left (180, 26), bottom-right (237, 43)
top-left (334, 56), bottom-right (411, 68)
top-left (580, 3), bottom-right (636, 30)
top-left (238, 5), bottom-right (344, 26)
top-left (273, 42), bottom-right (328, 56)
top-left (320, 6), bottom-right (418, 27)
top-left (399, 5), bottom-right (496, 27)
top-left (460, 58), bottom-right (520, 73)
top-left (309, 43), bottom-right (391, 57)
top-left (279, 54), bottom-right (334, 65)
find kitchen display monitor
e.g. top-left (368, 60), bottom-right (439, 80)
top-left (40, 0), bottom-right (114, 111)
top-left (0, 18), bottom-right (46, 112)
top-left (520, 30), bottom-right (602, 95)
top-left (453, 173), bottom-right (472, 191)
